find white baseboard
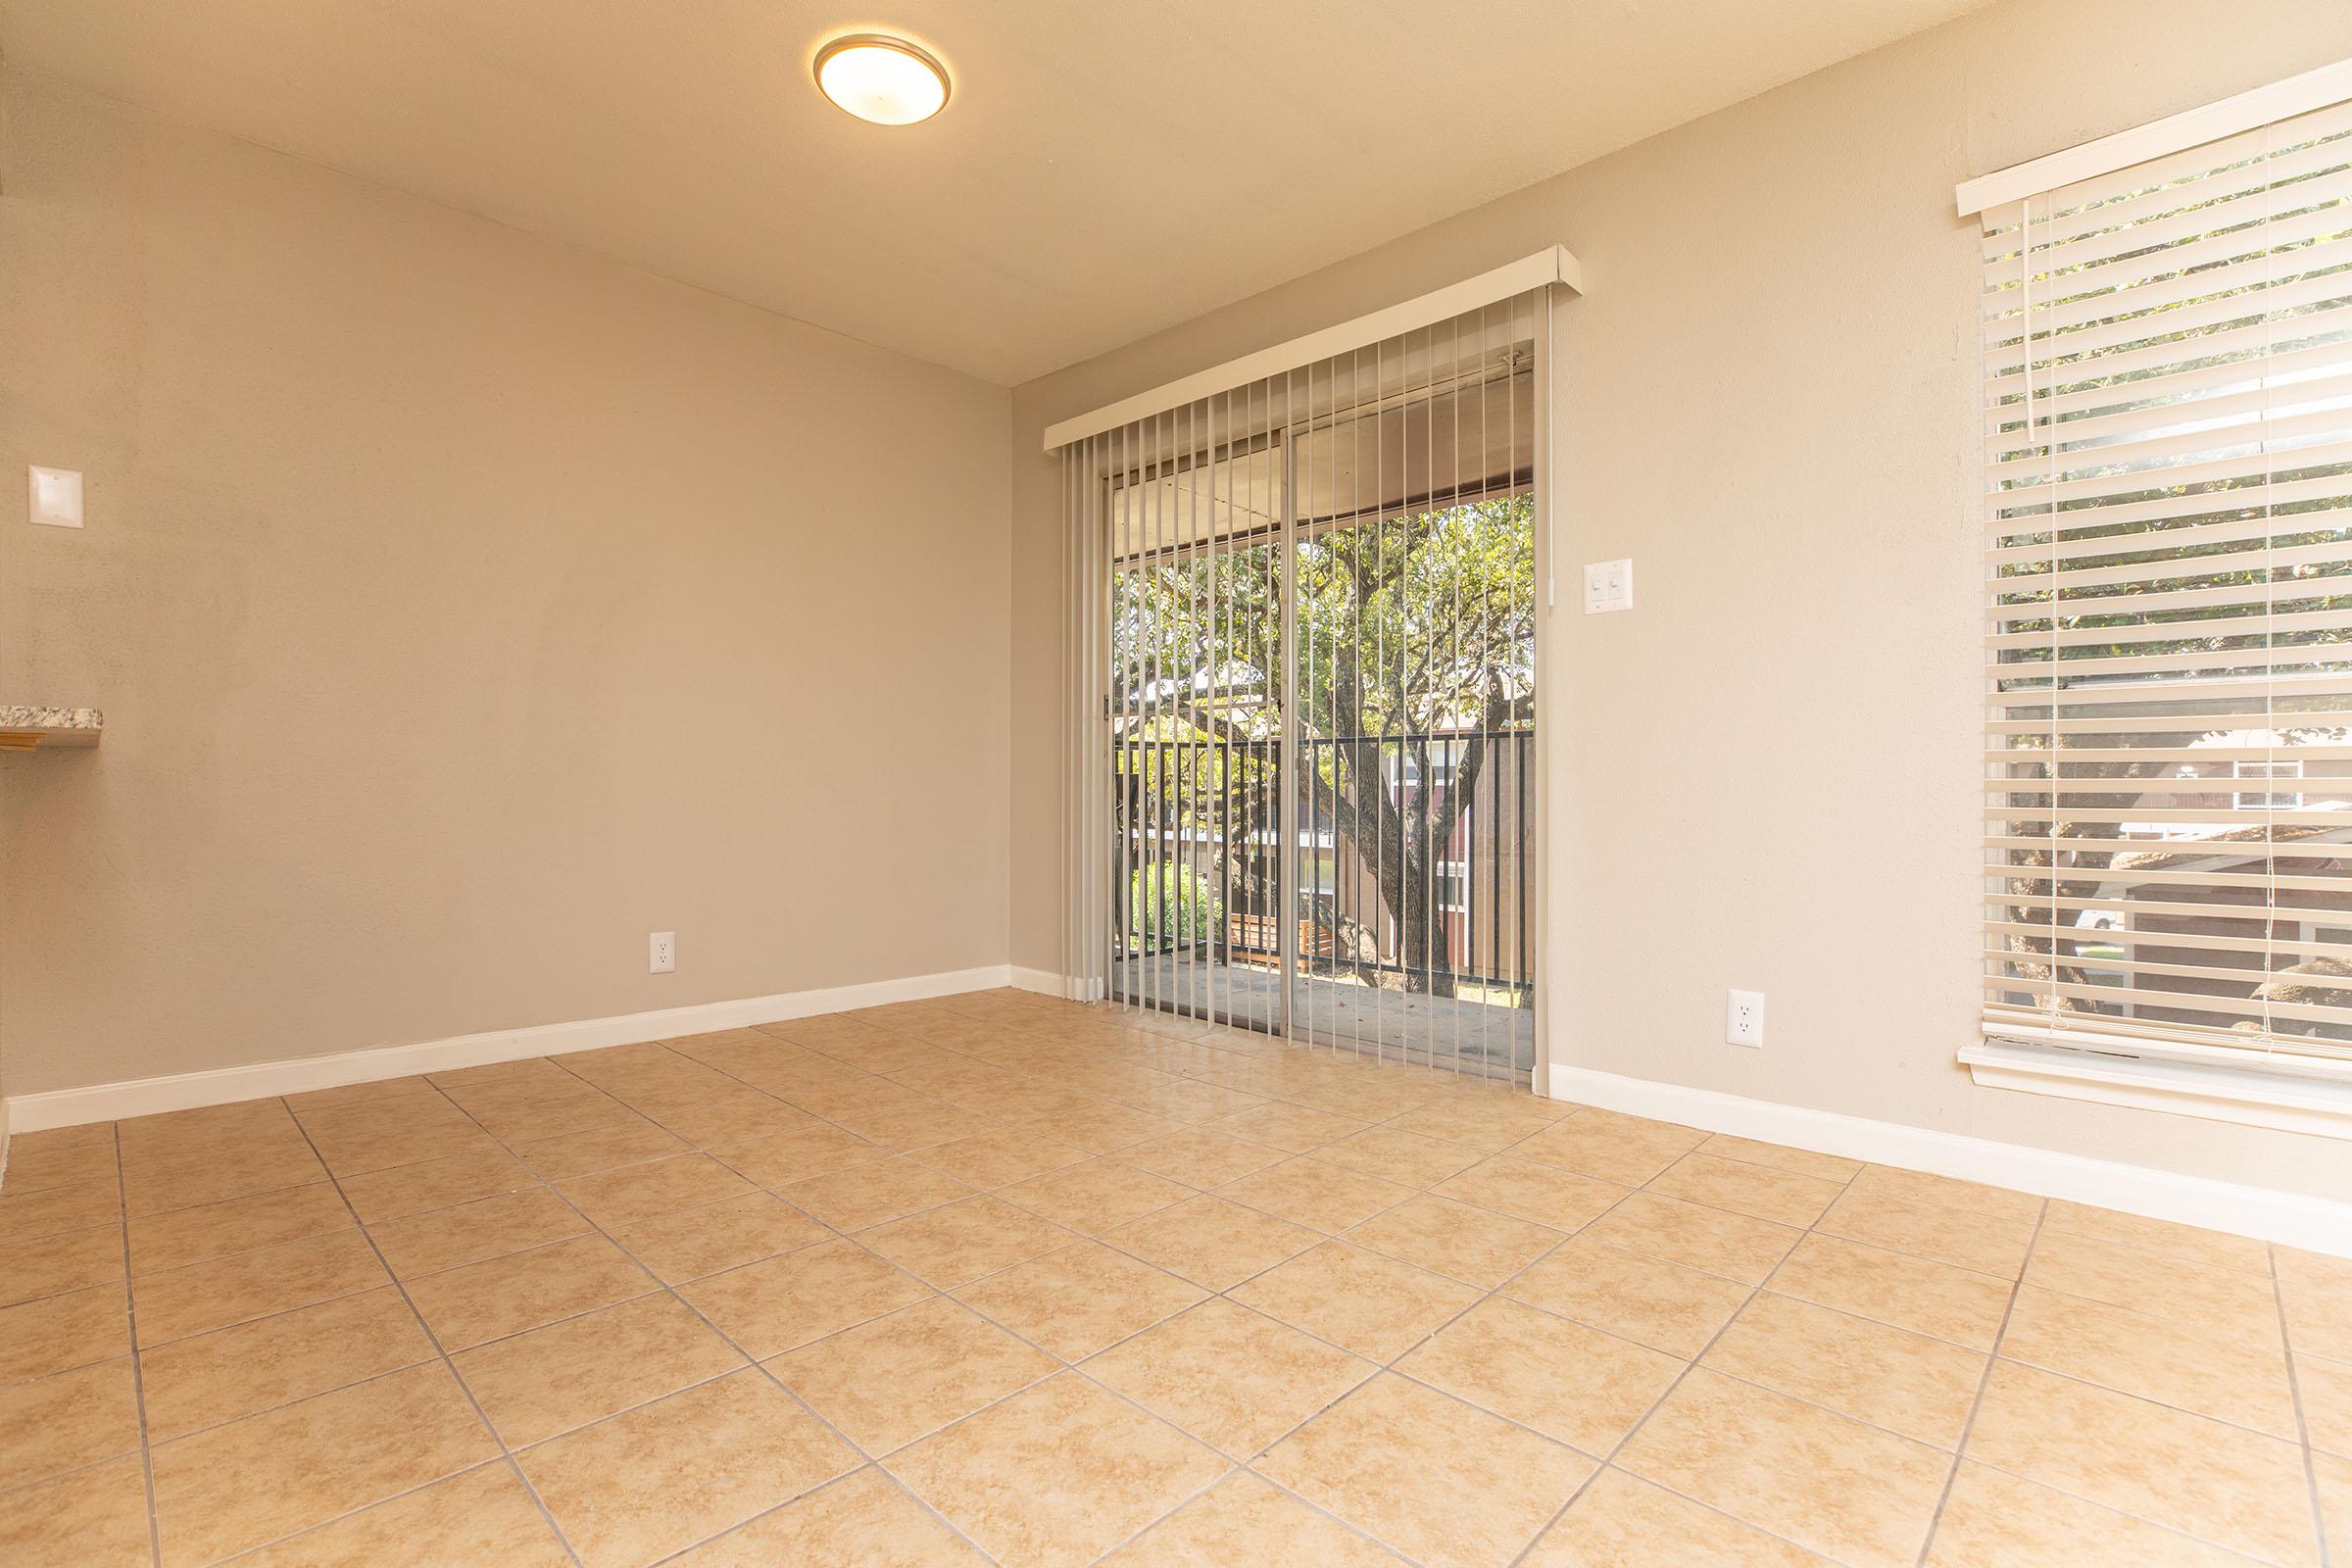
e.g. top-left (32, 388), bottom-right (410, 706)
top-left (1549, 1065), bottom-right (2352, 1260)
top-left (2, 964), bottom-right (1014, 1136)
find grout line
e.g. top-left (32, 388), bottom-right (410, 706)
top-left (2278, 1249), bottom-right (2336, 1568)
top-left (274, 1101), bottom-right (590, 1568)
top-left (420, 1054), bottom-right (1004, 1567)
top-left (1911, 1197), bottom-right (2048, 1568)
top-left (109, 1129), bottom-right (165, 1568)
top-left (1496, 1147), bottom-right (1878, 1568)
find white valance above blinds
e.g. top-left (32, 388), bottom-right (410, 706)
top-left (1975, 74), bottom-right (2352, 1076)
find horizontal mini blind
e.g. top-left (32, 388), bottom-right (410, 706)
top-left (1980, 88), bottom-right (2352, 1070)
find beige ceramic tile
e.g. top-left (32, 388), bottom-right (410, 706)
top-left (1119, 1127), bottom-right (1293, 1188)
top-left (1845, 1165), bottom-right (2042, 1225)
top-left (2318, 1451), bottom-right (2352, 1564)
top-left (1433, 1155), bottom-right (1628, 1230)
top-left (454, 1292), bottom-right (747, 1446)
top-left (646, 1090), bottom-right (819, 1149)
top-left (856, 1195), bottom-right (1075, 1290)
top-left (337, 1147), bottom-right (538, 1224)
top-left (140, 1286), bottom-right (437, 1442)
top-left (1616, 1369), bottom-right (1950, 1568)
top-left (134, 1226), bottom-right (388, 1345)
top-left (1815, 1188), bottom-right (2034, 1280)
top-left (1087, 1297), bottom-right (1377, 1457)
top-left (519, 1368), bottom-right (858, 1568)
top-left (9, 1122), bottom-right (118, 1155)
top-left (1504, 1234), bottom-right (1752, 1358)
top-left (1104, 1471), bottom-right (1398, 1566)
top-left (2001, 1285), bottom-right (2297, 1437)
top-left (237, 1462), bottom-right (574, 1568)
top-left (300, 1103), bottom-right (504, 1177)
top-left (1400, 1295), bottom-right (1684, 1453)
top-left (0, 1224), bottom-right (124, 1307)
top-left (513, 1117), bottom-right (688, 1180)
top-left (1021, 1102), bottom-right (1189, 1154)
top-left (955, 1240), bottom-right (1207, 1360)
top-left (150, 1361), bottom-right (497, 1568)
top-left (461, 1088), bottom-right (643, 1145)
top-left (1525, 1467), bottom-right (1832, 1568)
top-left (0, 1355), bottom-right (142, 1485)
top-left (1580, 1192), bottom-right (1800, 1286)
top-left (1209, 1101), bottom-right (1368, 1152)
top-left (1341, 1193), bottom-right (1563, 1289)
top-left (784, 1156), bottom-right (975, 1231)
top-left (0, 1179), bottom-right (122, 1246)
top-left (912, 1127), bottom-right (1092, 1189)
top-left (1695, 1133), bottom-right (1862, 1185)
top-left (1766, 1232), bottom-right (2012, 1349)
top-left (1926, 1460), bottom-right (2268, 1568)
top-left (610, 1190), bottom-right (831, 1284)
top-left (122, 1142), bottom-right (326, 1216)
top-left (2302, 1350), bottom-right (2352, 1457)
top-left (1966, 1360), bottom-right (2316, 1567)
top-left (281, 1075), bottom-right (440, 1115)
top-left (1231, 1240), bottom-right (1483, 1362)
top-left (0, 1452), bottom-right (154, 1568)
top-left (404, 1232), bottom-right (656, 1350)
top-left (886, 1372), bottom-right (1227, 1568)
top-left (0, 1283), bottom-right (130, 1383)
top-left (367, 1184), bottom-right (587, 1278)
top-left (679, 1238), bottom-right (933, 1358)
top-left (556, 1152), bottom-right (754, 1228)
top-left (125, 1181), bottom-right (350, 1275)
top-left (1645, 1152), bottom-right (1843, 1227)
top-left (1218, 1156), bottom-right (1417, 1233)
top-left (1258, 1372), bottom-right (1594, 1568)
top-left (0, 1138), bottom-right (118, 1195)
top-left (2278, 1248), bottom-right (2352, 1357)
top-left (998, 1157), bottom-right (1197, 1235)
top-left (2040, 1199), bottom-right (2271, 1275)
top-left (1381, 1096), bottom-right (1562, 1155)
top-left (711, 1124), bottom-right (891, 1188)
top-left (669, 1466), bottom-right (989, 1566)
top-left (2026, 1231), bottom-right (2279, 1340)
top-left (1511, 1109), bottom-right (1708, 1184)
top-left (1314, 1125), bottom-right (1486, 1188)
top-left (1107, 1195), bottom-right (1325, 1291)
top-left (1702, 1292), bottom-right (1985, 1447)
top-left (769, 1296), bottom-right (1058, 1452)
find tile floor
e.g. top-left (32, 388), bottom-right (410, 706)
top-left (1, 988), bottom-right (2346, 1567)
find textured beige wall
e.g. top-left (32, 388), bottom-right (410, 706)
top-left (0, 70), bottom-right (1012, 1098)
top-left (1009, 0), bottom-right (2352, 1200)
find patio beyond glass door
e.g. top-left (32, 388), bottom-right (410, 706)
top-left (1104, 300), bottom-right (1540, 1081)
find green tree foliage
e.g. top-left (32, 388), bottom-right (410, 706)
top-left (1111, 494), bottom-right (1535, 994)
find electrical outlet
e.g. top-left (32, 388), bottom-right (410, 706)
top-left (650, 931), bottom-right (675, 973)
top-left (1727, 989), bottom-right (1765, 1047)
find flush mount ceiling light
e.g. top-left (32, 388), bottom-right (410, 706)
top-left (813, 33), bottom-right (951, 125)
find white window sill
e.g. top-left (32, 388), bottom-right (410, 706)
top-left (1962, 1036), bottom-right (2352, 1141)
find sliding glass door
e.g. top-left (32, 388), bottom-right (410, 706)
top-left (1099, 298), bottom-right (1542, 1081)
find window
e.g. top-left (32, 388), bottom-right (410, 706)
top-left (1967, 63), bottom-right (2352, 1121)
top-left (2233, 759), bottom-right (2307, 810)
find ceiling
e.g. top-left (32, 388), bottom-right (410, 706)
top-left (0, 1), bottom-right (1988, 385)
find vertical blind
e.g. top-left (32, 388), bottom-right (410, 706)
top-left (1053, 284), bottom-right (1551, 1081)
top-left (1980, 89), bottom-right (2352, 1070)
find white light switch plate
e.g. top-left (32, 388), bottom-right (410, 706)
top-left (1584, 558), bottom-right (1633, 613)
top-left (28, 466), bottom-right (82, 528)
